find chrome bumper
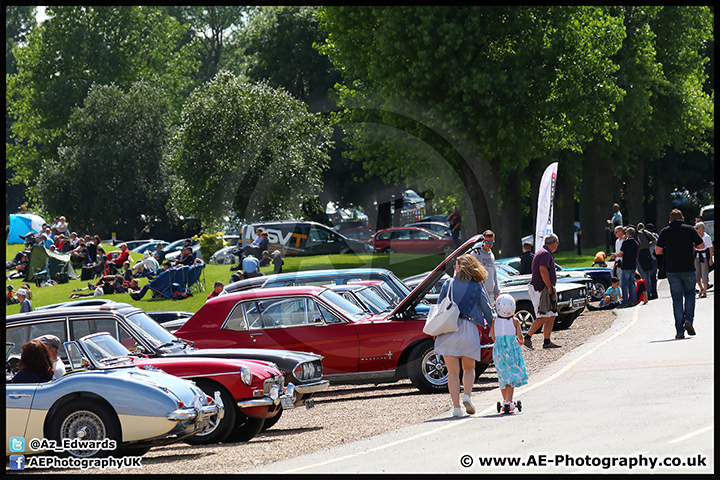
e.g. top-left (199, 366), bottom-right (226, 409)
top-left (237, 384), bottom-right (295, 409)
top-left (293, 379), bottom-right (330, 395)
top-left (167, 391), bottom-right (224, 421)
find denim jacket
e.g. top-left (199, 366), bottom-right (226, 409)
top-left (437, 278), bottom-right (495, 327)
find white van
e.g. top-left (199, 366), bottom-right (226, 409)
top-left (699, 204), bottom-right (714, 242)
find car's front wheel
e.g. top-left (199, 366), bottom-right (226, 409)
top-left (591, 279), bottom-right (609, 301)
top-left (515, 301), bottom-right (537, 333)
top-left (555, 309), bottom-right (583, 330)
top-left (407, 341), bottom-right (448, 393)
top-left (185, 381), bottom-right (236, 445)
top-left (48, 399), bottom-right (121, 458)
top-left (224, 413), bottom-right (264, 442)
top-left (260, 408), bottom-right (282, 431)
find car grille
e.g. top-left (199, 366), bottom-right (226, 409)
top-left (263, 375), bottom-right (285, 395)
top-left (558, 286), bottom-right (587, 301)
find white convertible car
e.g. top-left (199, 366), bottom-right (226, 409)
top-left (6, 335), bottom-right (222, 458)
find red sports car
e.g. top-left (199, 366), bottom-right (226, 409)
top-left (175, 235), bottom-right (493, 393)
top-left (373, 227), bottom-right (454, 255)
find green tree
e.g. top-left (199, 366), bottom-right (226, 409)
top-left (37, 82), bottom-right (172, 238)
top-left (319, 6), bottom-right (626, 253)
top-left (6, 6), bottom-right (197, 203)
top-left (579, 6), bottom-right (713, 245)
top-left (235, 6), bottom-right (341, 113)
top-left (166, 71), bottom-right (333, 228)
top-left (6, 5), bottom-right (37, 216)
top-left (164, 6), bottom-right (247, 85)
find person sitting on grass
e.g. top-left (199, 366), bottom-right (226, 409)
top-left (587, 276), bottom-right (621, 311)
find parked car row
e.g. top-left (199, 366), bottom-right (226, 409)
top-left (6, 334), bottom-right (222, 458)
top-left (7, 302), bottom-right (329, 456)
top-left (495, 256), bottom-right (612, 301)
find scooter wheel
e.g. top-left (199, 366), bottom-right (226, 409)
top-left (496, 402), bottom-right (501, 413)
top-left (503, 404), bottom-right (510, 414)
top-left (516, 400), bottom-right (522, 412)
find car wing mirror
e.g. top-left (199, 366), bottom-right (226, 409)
top-left (129, 344), bottom-right (146, 355)
top-left (63, 341), bottom-right (91, 370)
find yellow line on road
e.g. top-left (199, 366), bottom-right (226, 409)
top-left (668, 425), bottom-right (714, 444)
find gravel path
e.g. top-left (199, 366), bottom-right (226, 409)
top-left (11, 308), bottom-right (617, 474)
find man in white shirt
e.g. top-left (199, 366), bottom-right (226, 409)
top-left (34, 334), bottom-right (66, 379)
top-left (133, 250), bottom-right (160, 277)
top-left (470, 230), bottom-right (500, 304)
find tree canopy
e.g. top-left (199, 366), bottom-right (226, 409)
top-left (37, 82), bottom-right (172, 237)
top-left (165, 71), bottom-right (333, 228)
top-left (318, 6), bottom-right (627, 251)
top-left (6, 6), bottom-right (198, 201)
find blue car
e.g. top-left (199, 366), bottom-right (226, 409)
top-left (496, 256), bottom-right (612, 301)
top-left (224, 267), bottom-right (432, 314)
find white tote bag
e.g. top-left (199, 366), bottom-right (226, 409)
top-left (423, 279), bottom-right (460, 336)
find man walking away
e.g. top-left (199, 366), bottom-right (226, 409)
top-left (524, 233), bottom-right (561, 349)
top-left (447, 207), bottom-right (462, 249)
top-left (655, 209), bottom-right (704, 339)
top-left (519, 241), bottom-right (534, 275)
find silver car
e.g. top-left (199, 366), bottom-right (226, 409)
top-left (403, 269), bottom-right (587, 331)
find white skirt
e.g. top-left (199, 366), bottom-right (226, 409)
top-left (433, 317), bottom-right (481, 361)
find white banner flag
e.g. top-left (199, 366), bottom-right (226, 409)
top-left (534, 162), bottom-right (558, 254)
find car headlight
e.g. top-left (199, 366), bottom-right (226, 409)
top-left (293, 362), bottom-right (320, 381)
top-left (558, 293), bottom-right (563, 301)
top-left (240, 365), bottom-right (253, 386)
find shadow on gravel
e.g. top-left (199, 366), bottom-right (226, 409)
top-left (258, 426), bottom-right (324, 439)
top-left (140, 453), bottom-right (210, 464)
top-left (314, 377), bottom-right (497, 406)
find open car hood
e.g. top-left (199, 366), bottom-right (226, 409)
top-left (391, 234), bottom-right (482, 319)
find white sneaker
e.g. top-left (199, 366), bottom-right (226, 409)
top-left (452, 407), bottom-right (463, 417)
top-left (463, 394), bottom-right (476, 415)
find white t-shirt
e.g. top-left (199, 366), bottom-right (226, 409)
top-left (53, 357), bottom-right (66, 379)
top-left (699, 233), bottom-right (712, 251)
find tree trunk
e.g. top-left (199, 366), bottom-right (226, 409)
top-left (460, 154), bottom-right (492, 243)
top-left (625, 156), bottom-right (645, 226)
top-left (655, 163), bottom-right (672, 228)
top-left (498, 167), bottom-right (523, 257)
top-left (554, 168), bottom-right (576, 253)
top-left (580, 143), bottom-right (613, 250)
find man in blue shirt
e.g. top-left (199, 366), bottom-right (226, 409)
top-left (242, 254), bottom-right (262, 279)
top-left (609, 203), bottom-right (623, 227)
top-left (17, 288), bottom-right (33, 313)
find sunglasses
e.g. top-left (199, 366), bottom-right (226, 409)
top-left (483, 240), bottom-right (495, 245)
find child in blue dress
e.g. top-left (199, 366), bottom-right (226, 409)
top-left (491, 293), bottom-right (528, 413)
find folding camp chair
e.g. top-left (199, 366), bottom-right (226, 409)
top-left (187, 263), bottom-right (206, 294)
top-left (32, 261), bottom-right (50, 287)
top-left (170, 266), bottom-right (189, 293)
top-left (147, 269), bottom-right (173, 299)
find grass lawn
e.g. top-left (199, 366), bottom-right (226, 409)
top-left (6, 241), bottom-right (605, 315)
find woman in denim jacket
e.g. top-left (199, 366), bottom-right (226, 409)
top-left (434, 254), bottom-right (495, 417)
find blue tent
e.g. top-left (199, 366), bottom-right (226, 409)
top-left (7, 213), bottom-right (45, 244)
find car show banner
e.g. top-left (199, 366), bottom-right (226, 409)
top-left (534, 162), bottom-right (558, 254)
